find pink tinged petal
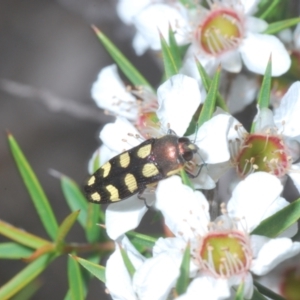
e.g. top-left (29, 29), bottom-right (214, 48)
top-left (133, 4), bottom-right (189, 51)
top-left (116, 0), bottom-right (151, 24)
top-left (106, 196), bottom-right (148, 240)
top-left (227, 172), bottom-right (283, 232)
top-left (176, 276), bottom-right (231, 300)
top-left (196, 114), bottom-right (236, 164)
top-left (155, 176), bottom-right (210, 238)
top-left (100, 117), bottom-right (142, 153)
top-left (156, 75), bottom-right (202, 136)
top-left (273, 82), bottom-right (300, 137)
top-left (106, 237), bottom-right (145, 300)
top-left (288, 164), bottom-right (300, 194)
top-left (251, 238), bottom-right (300, 276)
top-left (220, 50), bottom-right (242, 73)
top-left (227, 74), bottom-right (258, 114)
top-left (133, 253), bottom-right (181, 300)
top-left (91, 65), bottom-right (137, 120)
top-left (245, 17), bottom-right (268, 33)
top-left (240, 33), bottom-right (291, 76)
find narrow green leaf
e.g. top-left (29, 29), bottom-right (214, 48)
top-left (126, 232), bottom-right (157, 249)
top-left (86, 204), bottom-right (101, 243)
top-left (176, 243), bottom-right (190, 295)
top-left (168, 25), bottom-right (181, 71)
top-left (196, 60), bottom-right (228, 112)
top-left (160, 32), bottom-right (178, 79)
top-left (257, 56), bottom-right (272, 109)
top-left (0, 254), bottom-right (54, 300)
top-left (251, 56), bottom-right (272, 133)
top-left (197, 67), bottom-right (221, 127)
top-left (234, 282), bottom-right (244, 300)
top-left (0, 243), bottom-right (33, 259)
top-left (61, 176), bottom-right (88, 229)
top-left (258, 0), bottom-right (281, 20)
top-left (120, 245), bottom-right (135, 278)
top-left (254, 281), bottom-right (285, 300)
top-left (0, 220), bottom-right (50, 249)
top-left (56, 211), bottom-right (80, 244)
top-left (64, 290), bottom-right (72, 300)
top-left (11, 280), bottom-right (42, 300)
top-left (180, 169), bottom-right (194, 189)
top-left (252, 198), bottom-right (300, 238)
top-left (7, 133), bottom-right (59, 240)
top-left (92, 26), bottom-right (153, 90)
top-left (251, 288), bottom-right (268, 300)
top-left (71, 255), bottom-right (106, 283)
top-left (264, 18), bottom-right (300, 35)
top-left (68, 255), bottom-right (84, 300)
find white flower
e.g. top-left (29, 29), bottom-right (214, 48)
top-left (94, 74), bottom-right (233, 239)
top-left (153, 173), bottom-right (300, 299)
top-left (117, 0), bottom-right (290, 76)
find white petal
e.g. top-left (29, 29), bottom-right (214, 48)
top-left (100, 117), bottom-right (142, 153)
top-left (132, 32), bottom-right (150, 55)
top-left (91, 65), bottom-right (137, 120)
top-left (116, 0), bottom-right (151, 24)
top-left (176, 276), bottom-right (231, 300)
top-left (251, 238), bottom-right (300, 275)
top-left (157, 74), bottom-right (202, 135)
top-left (240, 33), bottom-right (291, 76)
top-left (245, 16), bottom-right (268, 33)
top-left (288, 164), bottom-right (300, 194)
top-left (253, 107), bottom-right (276, 133)
top-left (106, 237), bottom-right (144, 300)
top-left (133, 253), bottom-right (181, 300)
top-left (278, 28), bottom-right (293, 44)
top-left (106, 196), bottom-right (148, 240)
top-left (155, 176), bottom-right (210, 238)
top-left (196, 114), bottom-right (239, 164)
top-left (220, 50), bottom-right (242, 73)
top-left (133, 3), bottom-right (189, 51)
top-left (273, 81), bottom-right (300, 137)
top-left (227, 172), bottom-right (283, 232)
top-left (226, 74), bottom-right (258, 114)
top-left (240, 0), bottom-right (260, 14)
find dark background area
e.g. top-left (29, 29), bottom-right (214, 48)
top-left (0, 1), bottom-right (160, 299)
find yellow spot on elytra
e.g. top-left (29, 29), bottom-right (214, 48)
top-left (87, 175), bottom-right (96, 186)
top-left (101, 162), bottom-right (111, 178)
top-left (120, 152), bottom-right (130, 168)
top-left (91, 192), bottom-right (101, 202)
top-left (166, 168), bottom-right (181, 177)
top-left (125, 173), bottom-right (138, 193)
top-left (142, 163), bottom-right (159, 177)
top-left (106, 185), bottom-right (120, 201)
top-left (137, 144), bottom-right (151, 158)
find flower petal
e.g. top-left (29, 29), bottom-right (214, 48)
top-left (245, 16), bottom-right (268, 33)
top-left (91, 65), bottom-right (137, 120)
top-left (106, 236), bottom-right (145, 300)
top-left (240, 33), bottom-right (291, 76)
top-left (155, 176), bottom-right (210, 238)
top-left (133, 253), bottom-right (181, 300)
top-left (220, 50), bottom-right (242, 73)
top-left (157, 74), bottom-right (202, 136)
top-left (251, 238), bottom-right (300, 275)
top-left (106, 196), bottom-right (148, 239)
top-left (227, 172), bottom-right (283, 232)
top-left (176, 276), bottom-right (231, 300)
top-left (273, 81), bottom-right (300, 137)
top-left (100, 117), bottom-right (142, 153)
